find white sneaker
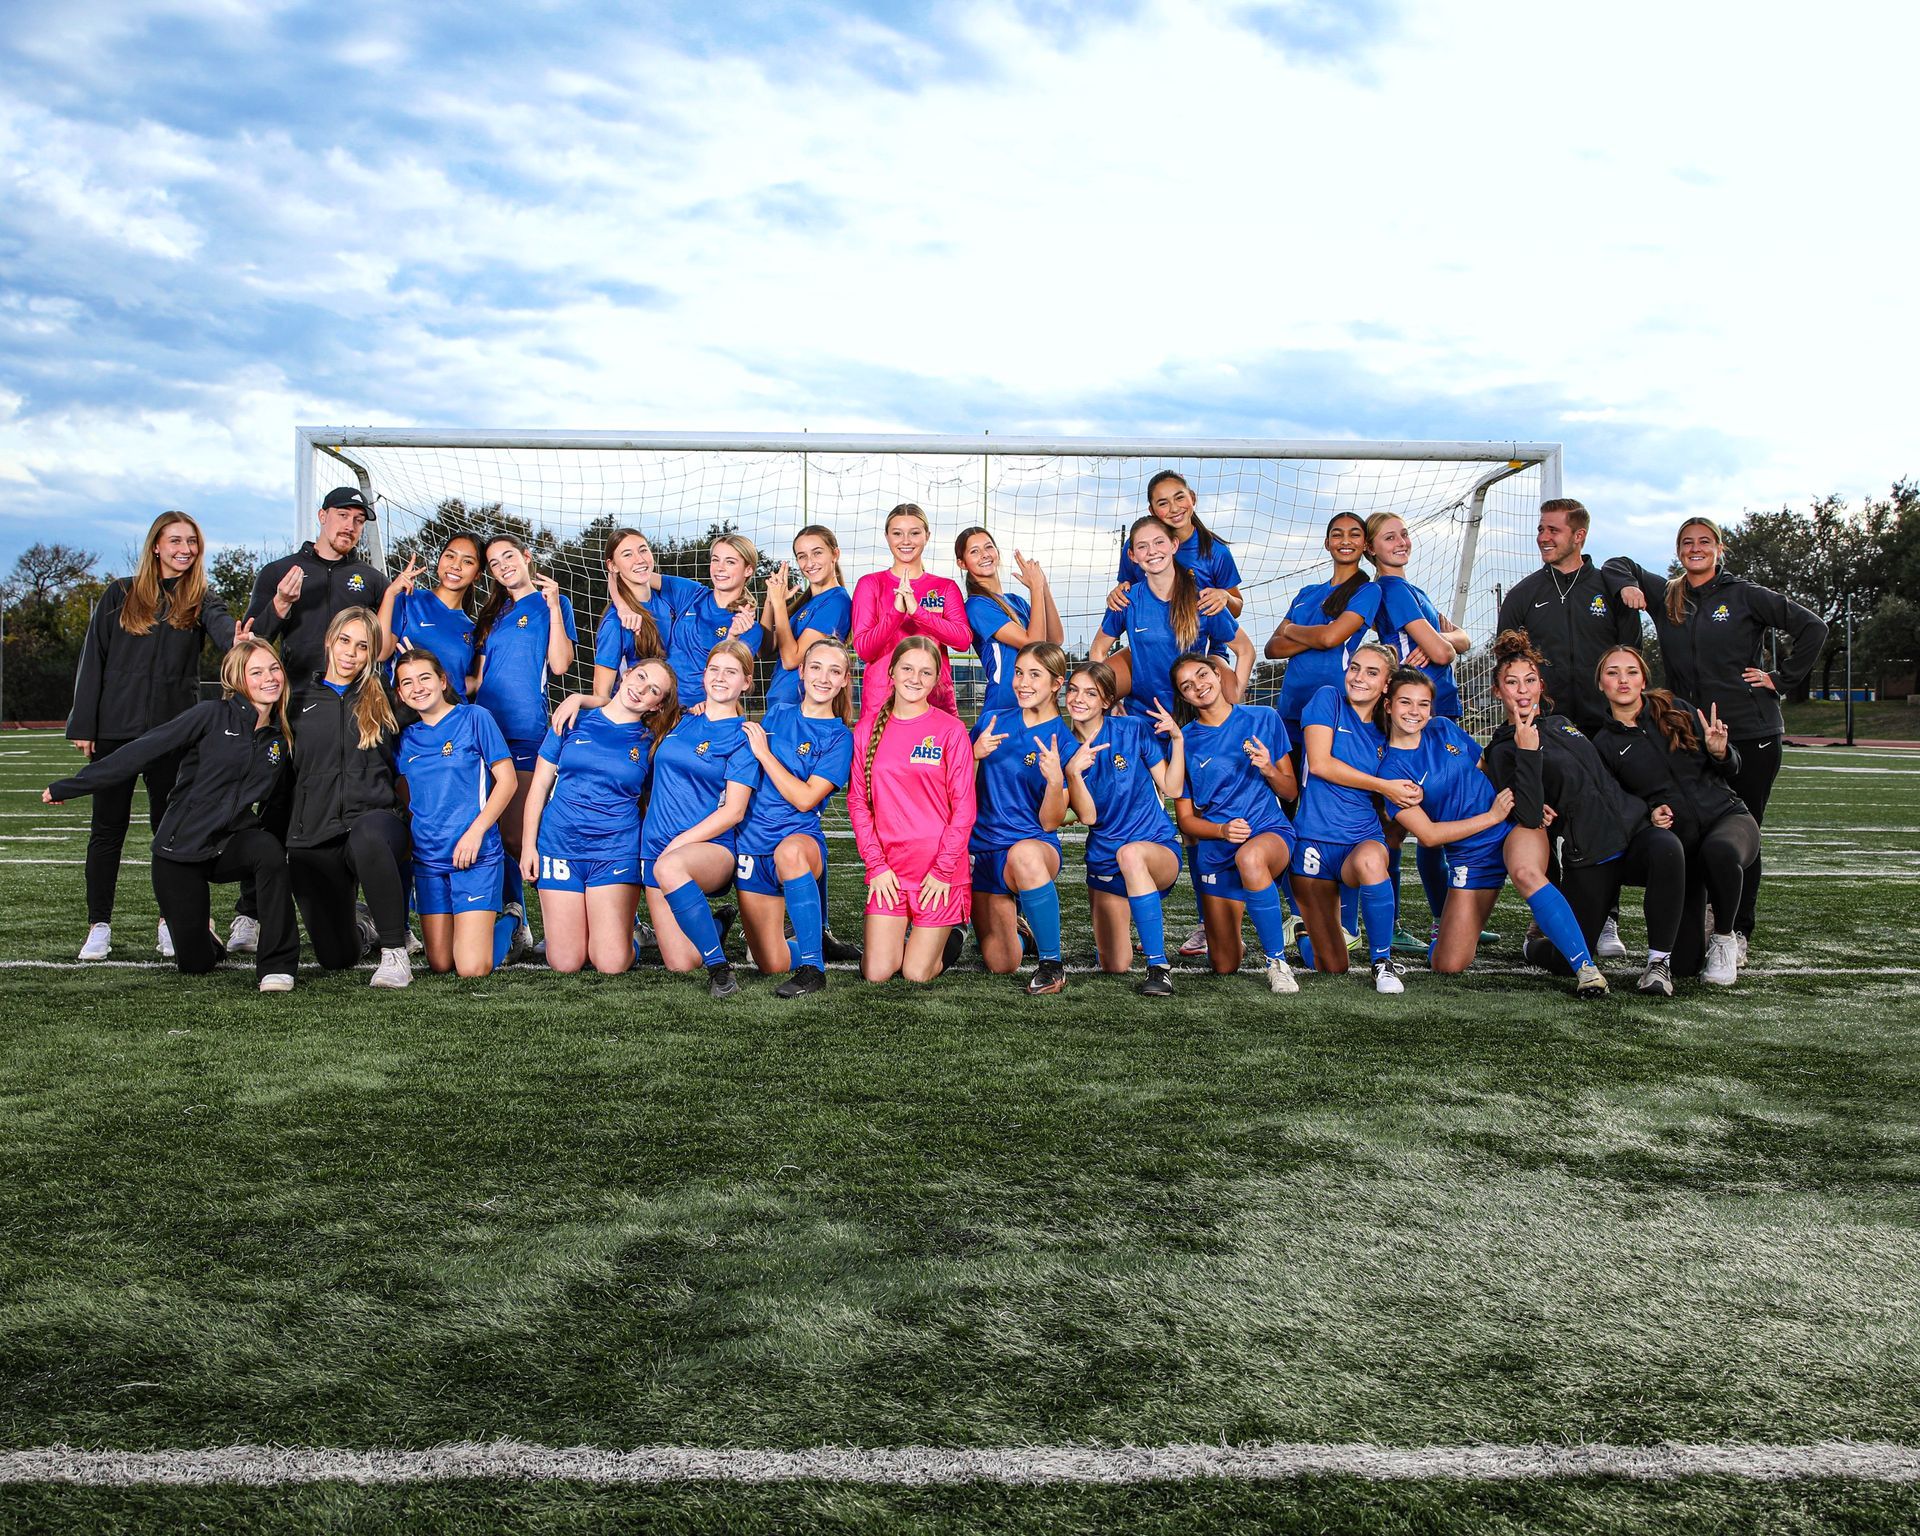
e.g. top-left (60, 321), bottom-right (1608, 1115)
top-left (369, 947), bottom-right (412, 988)
top-left (1596, 917), bottom-right (1627, 960)
top-left (1735, 932), bottom-right (1749, 967)
top-left (228, 915), bottom-right (261, 954)
top-left (405, 926), bottom-right (424, 955)
top-left (1177, 925), bottom-right (1209, 957)
top-left (1371, 959), bottom-right (1404, 995)
top-left (257, 972), bottom-right (295, 993)
top-left (355, 902), bottom-right (379, 958)
top-left (78, 923), bottom-right (112, 961)
top-left (1266, 955), bottom-right (1299, 994)
top-left (1702, 933), bottom-right (1739, 986)
top-left (156, 920), bottom-right (174, 958)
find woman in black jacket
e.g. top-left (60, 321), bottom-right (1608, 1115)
top-left (286, 607), bottom-right (412, 988)
top-left (1591, 645), bottom-right (1760, 992)
top-left (65, 512), bottom-right (244, 960)
top-left (46, 638), bottom-right (299, 991)
top-left (1481, 630), bottom-right (1685, 990)
top-left (1604, 517), bottom-right (1826, 954)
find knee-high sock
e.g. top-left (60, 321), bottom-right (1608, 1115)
top-left (1339, 881), bottom-right (1359, 939)
top-left (1526, 885), bottom-right (1592, 971)
top-left (493, 911), bottom-right (517, 966)
top-left (1415, 843), bottom-right (1448, 923)
top-left (1243, 882), bottom-right (1290, 964)
top-left (783, 874), bottom-right (824, 970)
top-left (1358, 879), bottom-right (1396, 963)
top-left (1128, 890), bottom-right (1167, 969)
top-left (503, 863), bottom-right (525, 922)
top-left (664, 881), bottom-right (727, 968)
top-left (1386, 846), bottom-right (1403, 928)
top-left (1015, 882), bottom-right (1062, 963)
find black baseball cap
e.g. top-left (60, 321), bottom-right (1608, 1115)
top-left (321, 486), bottom-right (376, 520)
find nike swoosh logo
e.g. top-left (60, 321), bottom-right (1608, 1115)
top-left (611, 868), bottom-right (632, 877)
top-left (223, 729), bottom-right (240, 736)
top-left (301, 703), bottom-right (320, 713)
top-left (1196, 757), bottom-right (1212, 767)
top-left (1337, 727), bottom-right (1351, 734)
top-left (463, 894), bottom-right (485, 903)
top-left (1618, 746), bottom-right (1632, 755)
top-left (1534, 600), bottom-right (1550, 607)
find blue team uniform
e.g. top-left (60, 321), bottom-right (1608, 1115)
top-left (532, 708), bottom-right (652, 891)
top-left (666, 591), bottom-right (767, 707)
top-left (1275, 580), bottom-right (1382, 729)
top-left (969, 714), bottom-right (1069, 896)
top-left (593, 573), bottom-right (707, 678)
top-left (475, 592), bottom-right (578, 764)
top-left (1379, 718), bottom-right (1507, 891)
top-left (1293, 685), bottom-right (1388, 878)
top-left (1118, 530), bottom-right (1241, 593)
top-left (965, 591), bottom-right (1031, 717)
top-left (1078, 713), bottom-right (1180, 894)
top-left (1181, 703), bottom-right (1293, 902)
top-left (396, 705), bottom-right (511, 913)
top-left (764, 587), bottom-right (853, 710)
top-left (1098, 586), bottom-right (1239, 713)
top-left (734, 705), bottom-right (854, 895)
top-left (1374, 576), bottom-right (1462, 719)
top-left (639, 713), bottom-right (762, 883)
top-left (390, 589), bottom-right (477, 701)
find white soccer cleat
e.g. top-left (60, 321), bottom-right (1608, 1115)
top-left (1265, 955), bottom-right (1299, 994)
top-left (1371, 959), bottom-right (1404, 995)
top-left (369, 947), bottom-right (413, 988)
top-left (1177, 925), bottom-right (1209, 957)
top-left (257, 972), bottom-right (295, 993)
top-left (1735, 932), bottom-right (1749, 967)
top-left (1702, 933), bottom-right (1739, 986)
top-left (405, 926), bottom-right (424, 955)
top-left (228, 914), bottom-right (261, 954)
top-left (1595, 917), bottom-right (1627, 960)
top-left (156, 920), bottom-right (174, 958)
top-left (1575, 963), bottom-right (1610, 999)
top-left (78, 923), bottom-right (112, 961)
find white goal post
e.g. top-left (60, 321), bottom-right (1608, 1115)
top-left (293, 428), bottom-right (1561, 725)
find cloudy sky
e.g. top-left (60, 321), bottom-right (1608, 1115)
top-left (1, 0), bottom-right (1912, 578)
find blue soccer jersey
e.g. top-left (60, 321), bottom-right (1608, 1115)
top-left (764, 587), bottom-right (853, 710)
top-left (666, 591), bottom-right (767, 706)
top-left (390, 589), bottom-right (477, 701)
top-left (970, 713), bottom-right (1069, 852)
top-left (965, 591), bottom-right (1031, 717)
top-left (1118, 529), bottom-right (1241, 593)
top-left (1294, 685), bottom-right (1388, 844)
top-left (1379, 717), bottom-right (1506, 867)
top-left (737, 705), bottom-right (855, 849)
top-left (1374, 576), bottom-right (1462, 719)
top-left (1098, 585), bottom-right (1239, 713)
top-left (640, 713), bottom-right (762, 861)
top-left (534, 707), bottom-right (652, 860)
top-left (1180, 703), bottom-right (1293, 839)
top-left (1275, 579), bottom-right (1382, 725)
top-left (1077, 713), bottom-right (1178, 861)
top-left (475, 592), bottom-right (578, 743)
top-left (396, 705), bottom-right (512, 871)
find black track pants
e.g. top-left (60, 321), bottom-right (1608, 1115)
top-left (149, 829), bottom-right (299, 977)
top-left (1727, 734), bottom-right (1782, 937)
top-left (288, 811), bottom-right (411, 969)
top-left (83, 738), bottom-right (182, 924)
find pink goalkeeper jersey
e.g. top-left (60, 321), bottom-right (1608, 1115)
top-left (848, 705), bottom-right (977, 884)
top-left (851, 570), bottom-right (972, 718)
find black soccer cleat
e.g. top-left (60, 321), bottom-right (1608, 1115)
top-left (1138, 964), bottom-right (1174, 998)
top-left (822, 928), bottom-right (863, 966)
top-left (706, 961), bottom-right (739, 1000)
top-left (774, 964), bottom-right (826, 999)
top-left (1025, 958), bottom-right (1066, 995)
top-left (940, 927), bottom-right (965, 974)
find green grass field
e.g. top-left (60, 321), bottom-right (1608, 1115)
top-left (3, 728), bottom-right (1918, 1532)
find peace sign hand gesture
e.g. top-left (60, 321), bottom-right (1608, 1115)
top-left (1065, 737), bottom-right (1108, 778)
top-left (1513, 702), bottom-right (1540, 752)
top-left (391, 556), bottom-right (425, 597)
top-left (1012, 549), bottom-right (1047, 592)
top-left (1242, 736), bottom-right (1272, 771)
top-left (1034, 733), bottom-right (1064, 787)
top-left (1144, 698), bottom-right (1179, 738)
top-left (1703, 702), bottom-right (1730, 759)
top-left (973, 715), bottom-right (1007, 761)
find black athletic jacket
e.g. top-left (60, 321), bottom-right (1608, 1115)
top-left (284, 675), bottom-right (401, 849)
top-left (49, 697), bottom-right (289, 863)
top-left (67, 577), bottom-right (237, 742)
top-left (246, 543), bottom-right (389, 693)
top-left (1495, 558), bottom-right (1641, 734)
top-left (1483, 714), bottom-right (1649, 870)
top-left (1589, 701), bottom-right (1748, 848)
top-left (1600, 561), bottom-right (1826, 740)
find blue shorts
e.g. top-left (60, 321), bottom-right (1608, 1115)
top-left (1292, 834), bottom-right (1382, 882)
top-left (1085, 839), bottom-right (1182, 895)
top-left (641, 852), bottom-right (737, 892)
top-left (536, 849), bottom-right (640, 893)
top-left (507, 738), bottom-right (541, 772)
top-left (1193, 828), bottom-right (1293, 903)
top-left (734, 834), bottom-right (826, 896)
top-left (969, 834), bottom-right (1062, 898)
top-left (415, 857), bottom-right (504, 916)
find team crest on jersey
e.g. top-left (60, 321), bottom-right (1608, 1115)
top-left (1444, 742), bottom-right (1462, 755)
top-left (629, 746), bottom-right (641, 762)
top-left (267, 740), bottom-right (283, 765)
top-left (1112, 753), bottom-right (1128, 771)
top-left (1588, 594), bottom-right (1608, 616)
top-left (1023, 749), bottom-right (1038, 767)
top-left (1561, 723), bottom-right (1584, 737)
top-left (713, 626), bottom-right (727, 639)
top-left (908, 735), bottom-right (943, 764)
top-left (695, 740), bottom-right (711, 755)
top-left (516, 614), bottom-right (529, 628)
top-left (441, 741), bottom-right (454, 757)
top-left (1710, 603), bottom-right (1731, 622)
top-left (918, 592), bottom-right (946, 612)
top-left (797, 741), bottom-right (812, 756)
top-left (348, 573), bottom-right (365, 593)
top-left (462, 630), bottom-right (473, 643)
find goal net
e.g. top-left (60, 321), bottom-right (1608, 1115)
top-left (295, 431), bottom-right (1559, 732)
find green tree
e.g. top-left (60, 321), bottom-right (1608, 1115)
top-left (2, 544), bottom-right (103, 722)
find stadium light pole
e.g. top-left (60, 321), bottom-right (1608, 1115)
top-left (1845, 589), bottom-right (1854, 747)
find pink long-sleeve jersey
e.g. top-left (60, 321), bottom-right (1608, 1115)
top-left (848, 705), bottom-right (977, 884)
top-left (851, 570), bottom-right (972, 718)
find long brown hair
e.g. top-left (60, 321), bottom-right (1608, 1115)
top-left (221, 638), bottom-right (293, 748)
top-left (711, 532), bottom-right (760, 615)
top-left (861, 635), bottom-right (943, 806)
top-left (954, 525), bottom-right (1020, 626)
top-left (602, 528), bottom-right (664, 662)
top-left (1145, 469), bottom-right (1226, 559)
top-left (1015, 640), bottom-right (1068, 703)
top-left (120, 511), bottom-right (209, 634)
top-left (1067, 659), bottom-right (1120, 713)
top-left (801, 637), bottom-right (855, 725)
top-left (393, 649), bottom-right (459, 709)
top-left (1597, 643), bottom-right (1700, 754)
top-left (1321, 513), bottom-right (1370, 618)
top-left (624, 658), bottom-right (682, 750)
top-left (323, 607), bottom-right (399, 750)
top-left (474, 533), bottom-right (533, 644)
top-left (1128, 515), bottom-right (1200, 648)
top-left (431, 531), bottom-right (483, 616)
top-left (1665, 516), bottom-right (1724, 626)
top-left (788, 525), bottom-right (846, 624)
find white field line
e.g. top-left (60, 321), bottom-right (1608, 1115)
top-left (1, 1439), bottom-right (1917, 1487)
top-left (1777, 766), bottom-right (1920, 776)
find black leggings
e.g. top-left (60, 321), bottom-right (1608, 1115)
top-left (288, 811), bottom-right (411, 968)
top-left (1668, 813), bottom-right (1762, 978)
top-left (149, 829), bottom-right (299, 978)
top-left (83, 738), bottom-right (182, 924)
top-left (1728, 734), bottom-right (1782, 936)
top-left (1536, 825), bottom-right (1687, 973)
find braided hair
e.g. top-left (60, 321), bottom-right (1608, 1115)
top-left (861, 635), bottom-right (943, 807)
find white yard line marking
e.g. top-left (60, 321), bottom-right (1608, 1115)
top-left (1, 1440), bottom-right (1916, 1487)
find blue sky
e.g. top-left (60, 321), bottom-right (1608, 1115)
top-left (1, 0), bottom-right (1912, 579)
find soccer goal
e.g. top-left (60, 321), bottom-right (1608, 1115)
top-left (293, 429), bottom-right (1560, 726)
